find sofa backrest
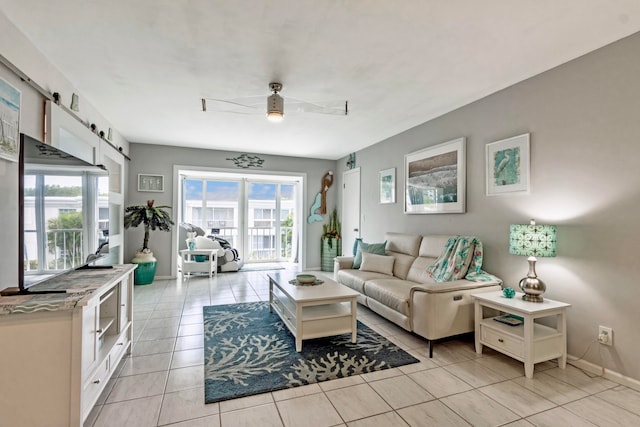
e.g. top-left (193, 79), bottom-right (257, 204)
top-left (406, 235), bottom-right (474, 284)
top-left (384, 232), bottom-right (422, 280)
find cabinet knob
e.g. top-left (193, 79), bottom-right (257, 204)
top-left (117, 342), bottom-right (124, 345)
top-left (498, 338), bottom-right (504, 343)
top-left (121, 304), bottom-right (126, 307)
top-left (96, 329), bottom-right (103, 334)
top-left (93, 379), bottom-right (101, 384)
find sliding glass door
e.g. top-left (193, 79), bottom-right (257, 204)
top-left (183, 179), bottom-right (241, 248)
top-left (182, 176), bottom-right (298, 263)
top-left (246, 181), bottom-right (297, 262)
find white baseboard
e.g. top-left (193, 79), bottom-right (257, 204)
top-left (567, 354), bottom-right (640, 392)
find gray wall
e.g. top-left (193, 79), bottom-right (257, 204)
top-left (337, 32), bottom-right (640, 382)
top-left (0, 65), bottom-right (42, 288)
top-left (0, 10), bottom-right (129, 288)
top-left (125, 143), bottom-right (337, 276)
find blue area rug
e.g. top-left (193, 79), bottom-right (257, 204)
top-left (203, 302), bottom-right (419, 404)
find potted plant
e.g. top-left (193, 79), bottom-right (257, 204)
top-left (321, 208), bottom-right (341, 271)
top-left (124, 200), bottom-right (174, 285)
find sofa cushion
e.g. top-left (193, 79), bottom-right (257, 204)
top-left (359, 252), bottom-right (395, 275)
top-left (337, 269), bottom-right (391, 294)
top-left (353, 241), bottom-right (387, 269)
top-left (363, 278), bottom-right (412, 316)
top-left (386, 251), bottom-right (416, 280)
top-left (385, 232), bottom-right (422, 257)
top-left (419, 235), bottom-right (455, 258)
top-left (406, 256), bottom-right (438, 284)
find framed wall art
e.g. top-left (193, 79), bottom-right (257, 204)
top-left (404, 137), bottom-right (466, 214)
top-left (379, 167), bottom-right (396, 204)
top-left (138, 174), bottom-right (164, 192)
top-left (0, 77), bottom-right (21, 163)
top-left (486, 133), bottom-right (530, 196)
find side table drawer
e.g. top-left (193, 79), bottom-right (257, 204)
top-left (481, 324), bottom-right (523, 358)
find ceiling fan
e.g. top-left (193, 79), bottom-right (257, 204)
top-left (201, 82), bottom-right (348, 122)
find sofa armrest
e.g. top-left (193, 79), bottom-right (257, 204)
top-left (333, 256), bottom-right (354, 280)
top-left (410, 279), bottom-right (502, 295)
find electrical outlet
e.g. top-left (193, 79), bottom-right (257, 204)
top-left (598, 326), bottom-right (613, 346)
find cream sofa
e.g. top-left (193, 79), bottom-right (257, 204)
top-left (334, 232), bottom-right (502, 356)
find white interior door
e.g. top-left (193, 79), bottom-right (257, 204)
top-left (341, 168), bottom-right (361, 256)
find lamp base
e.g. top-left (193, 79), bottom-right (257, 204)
top-left (518, 276), bottom-right (545, 303)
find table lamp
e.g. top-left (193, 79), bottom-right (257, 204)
top-left (509, 219), bottom-right (557, 302)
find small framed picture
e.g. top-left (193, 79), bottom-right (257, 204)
top-left (0, 77), bottom-right (21, 163)
top-left (379, 167), bottom-right (396, 204)
top-left (486, 133), bottom-right (530, 196)
top-left (138, 174), bottom-right (164, 192)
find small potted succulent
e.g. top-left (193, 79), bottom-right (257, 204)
top-left (124, 200), bottom-right (174, 285)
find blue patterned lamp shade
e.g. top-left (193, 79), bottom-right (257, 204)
top-left (509, 222), bottom-right (557, 258)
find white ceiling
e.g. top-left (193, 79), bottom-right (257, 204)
top-left (2, 1), bottom-right (640, 160)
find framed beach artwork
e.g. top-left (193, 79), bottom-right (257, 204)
top-left (404, 137), bottom-right (466, 214)
top-left (486, 133), bottom-right (530, 196)
top-left (0, 77), bottom-right (21, 163)
top-left (379, 167), bottom-right (396, 204)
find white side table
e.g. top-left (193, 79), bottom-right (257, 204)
top-left (472, 291), bottom-right (570, 378)
top-left (180, 249), bottom-right (218, 278)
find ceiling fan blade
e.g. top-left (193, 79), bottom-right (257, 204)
top-left (202, 97), bottom-right (263, 114)
top-left (202, 94), bottom-right (348, 116)
top-left (286, 99), bottom-right (348, 116)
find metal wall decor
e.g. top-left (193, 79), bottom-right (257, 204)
top-left (227, 153), bottom-right (265, 168)
top-left (346, 152), bottom-right (356, 169)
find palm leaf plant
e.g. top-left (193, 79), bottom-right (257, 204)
top-left (124, 200), bottom-right (174, 252)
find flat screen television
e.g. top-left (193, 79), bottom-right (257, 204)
top-left (17, 133), bottom-right (112, 294)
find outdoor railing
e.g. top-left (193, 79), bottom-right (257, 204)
top-left (24, 229), bottom-right (85, 272)
top-left (196, 225), bottom-right (293, 262)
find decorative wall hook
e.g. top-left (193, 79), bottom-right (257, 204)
top-left (70, 93), bottom-right (79, 111)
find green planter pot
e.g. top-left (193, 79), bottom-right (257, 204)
top-left (131, 252), bottom-right (157, 285)
top-left (321, 237), bottom-right (340, 272)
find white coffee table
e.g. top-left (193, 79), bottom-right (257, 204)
top-left (268, 272), bottom-right (359, 352)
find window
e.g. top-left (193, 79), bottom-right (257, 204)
top-left (180, 174), bottom-right (300, 264)
top-left (24, 172), bottom-right (104, 274)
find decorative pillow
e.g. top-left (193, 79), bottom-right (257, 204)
top-left (353, 240), bottom-right (387, 269)
top-left (352, 238), bottom-right (363, 257)
top-left (359, 252), bottom-right (395, 275)
top-left (223, 249), bottom-right (235, 262)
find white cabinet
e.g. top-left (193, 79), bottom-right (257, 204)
top-left (472, 291), bottom-right (570, 379)
top-left (0, 265), bottom-right (135, 427)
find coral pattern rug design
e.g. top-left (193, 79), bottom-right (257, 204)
top-left (203, 302), bottom-right (419, 403)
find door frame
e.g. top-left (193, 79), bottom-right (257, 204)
top-left (171, 165), bottom-right (306, 277)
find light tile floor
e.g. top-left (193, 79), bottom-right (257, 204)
top-left (85, 267), bottom-right (640, 427)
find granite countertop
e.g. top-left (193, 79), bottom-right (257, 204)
top-left (0, 264), bottom-right (136, 316)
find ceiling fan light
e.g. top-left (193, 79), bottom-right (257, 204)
top-left (267, 93), bottom-right (284, 122)
top-left (267, 111), bottom-right (283, 122)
